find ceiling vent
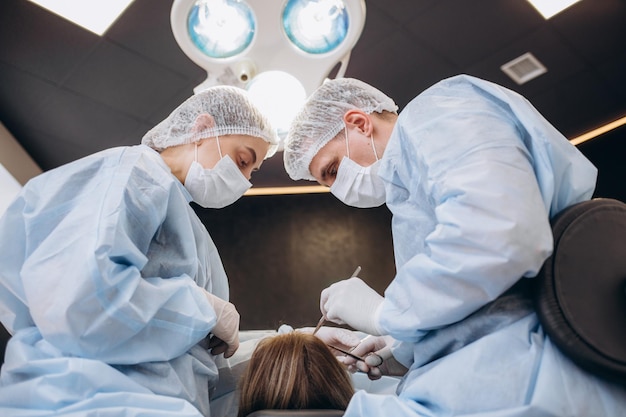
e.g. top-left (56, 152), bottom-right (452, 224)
top-left (501, 52), bottom-right (547, 85)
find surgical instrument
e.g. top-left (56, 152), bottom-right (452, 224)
top-left (312, 266), bottom-right (361, 336)
top-left (327, 344), bottom-right (384, 367)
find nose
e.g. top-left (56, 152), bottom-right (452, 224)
top-left (242, 166), bottom-right (254, 180)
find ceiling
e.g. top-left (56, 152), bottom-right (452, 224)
top-left (1, 0), bottom-right (625, 189)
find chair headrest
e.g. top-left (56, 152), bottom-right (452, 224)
top-left (534, 198), bottom-right (626, 382)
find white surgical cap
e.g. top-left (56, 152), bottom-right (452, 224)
top-left (142, 86), bottom-right (279, 158)
top-left (283, 78), bottom-right (398, 181)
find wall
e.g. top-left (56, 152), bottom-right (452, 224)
top-left (196, 192), bottom-right (396, 330)
top-left (0, 122), bottom-right (41, 185)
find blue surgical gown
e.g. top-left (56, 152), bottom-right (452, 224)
top-left (0, 145), bottom-right (229, 416)
top-left (345, 75), bottom-right (626, 416)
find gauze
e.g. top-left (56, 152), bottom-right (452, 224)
top-left (330, 127), bottom-right (386, 208)
top-left (184, 139), bottom-right (251, 208)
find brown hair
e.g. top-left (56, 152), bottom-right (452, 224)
top-left (237, 332), bottom-right (354, 417)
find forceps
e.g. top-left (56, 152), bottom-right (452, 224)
top-left (327, 343), bottom-right (384, 367)
top-left (312, 265), bottom-right (362, 336)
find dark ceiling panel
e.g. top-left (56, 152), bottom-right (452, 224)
top-left (349, 1), bottom-right (399, 52)
top-left (34, 88), bottom-right (144, 149)
top-left (405, 0), bottom-right (543, 68)
top-left (63, 40), bottom-right (191, 120)
top-left (7, 86), bottom-right (146, 170)
top-left (598, 54), bottom-right (626, 101)
top-left (531, 68), bottom-right (624, 137)
top-left (106, 0), bottom-right (206, 79)
top-left (466, 26), bottom-right (588, 98)
top-left (145, 81), bottom-right (199, 126)
top-left (0, 0), bottom-right (100, 84)
top-left (347, 32), bottom-right (457, 110)
top-left (0, 62), bottom-right (55, 129)
top-left (549, 0), bottom-right (626, 63)
top-left (366, 0), bottom-right (438, 25)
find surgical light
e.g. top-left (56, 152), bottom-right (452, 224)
top-left (187, 0), bottom-right (256, 59)
top-left (282, 0), bottom-right (349, 54)
top-left (171, 0), bottom-right (366, 144)
top-left (246, 71), bottom-right (307, 137)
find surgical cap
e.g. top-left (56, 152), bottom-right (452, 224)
top-left (142, 86), bottom-right (279, 158)
top-left (283, 78), bottom-right (398, 180)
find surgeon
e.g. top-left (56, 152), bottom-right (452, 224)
top-left (283, 74), bottom-right (626, 416)
top-left (0, 86), bottom-right (278, 416)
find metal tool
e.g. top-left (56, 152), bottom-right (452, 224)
top-left (327, 344), bottom-right (384, 367)
top-left (312, 265), bottom-right (362, 336)
top-left (312, 315), bottom-right (326, 337)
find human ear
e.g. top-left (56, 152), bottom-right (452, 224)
top-left (343, 110), bottom-right (373, 136)
top-left (192, 113), bottom-right (216, 134)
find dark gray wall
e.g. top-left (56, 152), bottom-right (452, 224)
top-left (196, 193), bottom-right (396, 330)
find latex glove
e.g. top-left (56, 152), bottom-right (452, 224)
top-left (204, 290), bottom-right (240, 358)
top-left (320, 277), bottom-right (384, 336)
top-left (297, 326), bottom-right (362, 353)
top-left (340, 335), bottom-right (408, 381)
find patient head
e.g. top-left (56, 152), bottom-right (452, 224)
top-left (237, 332), bottom-right (354, 417)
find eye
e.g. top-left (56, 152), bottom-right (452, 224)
top-left (320, 162), bottom-right (338, 186)
top-left (238, 154), bottom-right (250, 168)
top-left (326, 163), bottom-right (338, 179)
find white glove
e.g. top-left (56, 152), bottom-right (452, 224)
top-left (320, 277), bottom-right (384, 336)
top-left (340, 335), bottom-right (408, 380)
top-left (297, 326), bottom-right (362, 352)
top-left (204, 290), bottom-right (240, 358)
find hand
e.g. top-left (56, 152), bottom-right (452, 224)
top-left (204, 291), bottom-right (240, 358)
top-left (340, 335), bottom-right (408, 380)
top-left (297, 326), bottom-right (362, 353)
top-left (320, 277), bottom-right (384, 336)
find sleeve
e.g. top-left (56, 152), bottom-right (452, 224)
top-left (0, 195), bottom-right (33, 333)
top-left (379, 97), bottom-right (553, 341)
top-left (21, 158), bottom-right (216, 364)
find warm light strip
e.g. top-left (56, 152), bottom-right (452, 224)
top-left (244, 185), bottom-right (330, 196)
top-left (569, 115), bottom-right (626, 146)
top-left (245, 116), bottom-right (626, 197)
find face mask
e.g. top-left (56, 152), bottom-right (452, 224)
top-left (329, 127), bottom-right (386, 208)
top-left (184, 137), bottom-right (252, 208)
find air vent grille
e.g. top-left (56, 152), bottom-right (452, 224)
top-left (501, 52), bottom-right (547, 85)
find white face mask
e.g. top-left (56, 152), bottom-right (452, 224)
top-left (184, 138), bottom-right (252, 208)
top-left (329, 127), bottom-right (386, 208)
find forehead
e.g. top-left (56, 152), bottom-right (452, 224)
top-left (227, 134), bottom-right (269, 151)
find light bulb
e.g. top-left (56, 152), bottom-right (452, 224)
top-left (187, 0), bottom-right (256, 59)
top-left (282, 0), bottom-right (349, 55)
